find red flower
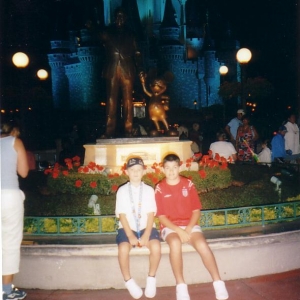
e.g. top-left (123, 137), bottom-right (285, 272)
top-left (154, 168), bottom-right (161, 174)
top-left (186, 162), bottom-right (191, 168)
top-left (220, 162), bottom-right (228, 170)
top-left (96, 165), bottom-right (104, 171)
top-left (75, 180), bottom-right (82, 188)
top-left (66, 162), bottom-right (73, 170)
top-left (72, 156), bottom-right (81, 162)
top-left (64, 158), bottom-right (72, 164)
top-left (62, 170), bottom-right (69, 176)
top-left (198, 170), bottom-right (207, 179)
top-left (90, 181), bottom-right (97, 188)
top-left (83, 166), bottom-right (89, 173)
top-left (88, 162), bottom-right (96, 168)
top-left (52, 171), bottom-right (59, 179)
top-left (220, 157), bottom-right (227, 163)
top-left (44, 169), bottom-right (52, 175)
top-left (215, 153), bottom-right (220, 161)
top-left (202, 155), bottom-right (209, 163)
top-left (151, 177), bottom-right (159, 184)
top-left (207, 161), bottom-right (214, 168)
top-left (111, 184), bottom-right (118, 192)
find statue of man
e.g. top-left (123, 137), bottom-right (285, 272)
top-left (99, 7), bottom-right (143, 138)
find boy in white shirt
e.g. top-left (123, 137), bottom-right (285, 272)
top-left (115, 157), bottom-right (161, 299)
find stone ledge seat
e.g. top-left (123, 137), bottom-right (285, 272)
top-left (15, 230), bottom-right (300, 290)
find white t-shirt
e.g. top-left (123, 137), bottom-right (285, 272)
top-left (284, 121), bottom-right (300, 154)
top-left (258, 147), bottom-right (271, 164)
top-left (209, 141), bottom-right (237, 161)
top-left (115, 182), bottom-right (157, 231)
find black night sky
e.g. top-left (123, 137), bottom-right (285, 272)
top-left (0, 0), bottom-right (299, 148)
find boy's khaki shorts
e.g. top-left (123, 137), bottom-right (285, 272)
top-left (161, 225), bottom-right (202, 241)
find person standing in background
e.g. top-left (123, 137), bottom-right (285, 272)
top-left (284, 113), bottom-right (300, 162)
top-left (236, 115), bottom-right (259, 162)
top-left (225, 109), bottom-right (245, 147)
top-left (1, 121), bottom-right (29, 300)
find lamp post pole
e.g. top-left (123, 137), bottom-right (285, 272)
top-left (12, 52), bottom-right (30, 121)
top-left (219, 65), bottom-right (228, 124)
top-left (236, 48), bottom-right (252, 111)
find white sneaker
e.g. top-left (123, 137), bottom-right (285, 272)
top-left (213, 280), bottom-right (229, 300)
top-left (145, 276), bottom-right (156, 298)
top-left (176, 283), bottom-right (190, 300)
top-left (125, 278), bottom-right (143, 299)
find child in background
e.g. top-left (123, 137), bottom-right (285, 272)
top-left (155, 153), bottom-right (229, 300)
top-left (257, 139), bottom-right (271, 166)
top-left (115, 157), bottom-right (161, 299)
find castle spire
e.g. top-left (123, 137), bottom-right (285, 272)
top-left (161, 0), bottom-right (179, 28)
top-left (202, 9), bottom-right (214, 50)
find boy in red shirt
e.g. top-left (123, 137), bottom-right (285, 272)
top-left (155, 154), bottom-right (229, 300)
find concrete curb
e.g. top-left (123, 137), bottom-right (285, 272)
top-left (15, 230), bottom-right (300, 290)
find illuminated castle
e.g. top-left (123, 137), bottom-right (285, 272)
top-left (48, 0), bottom-right (240, 111)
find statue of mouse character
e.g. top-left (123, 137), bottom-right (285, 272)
top-left (139, 71), bottom-right (174, 133)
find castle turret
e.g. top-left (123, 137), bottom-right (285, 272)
top-left (202, 10), bottom-right (221, 107)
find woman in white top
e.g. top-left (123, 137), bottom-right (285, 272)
top-left (1, 121), bottom-right (29, 299)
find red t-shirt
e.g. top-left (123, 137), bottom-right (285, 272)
top-left (155, 176), bottom-right (202, 229)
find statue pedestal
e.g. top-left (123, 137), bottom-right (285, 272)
top-left (84, 137), bottom-right (193, 172)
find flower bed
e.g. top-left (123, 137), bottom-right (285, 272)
top-left (45, 155), bottom-right (232, 196)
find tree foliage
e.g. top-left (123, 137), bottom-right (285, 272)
top-left (218, 77), bottom-right (274, 103)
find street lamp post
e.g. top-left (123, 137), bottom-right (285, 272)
top-left (236, 48), bottom-right (252, 110)
top-left (219, 65), bottom-right (228, 123)
top-left (12, 52), bottom-right (30, 118)
top-left (37, 69), bottom-right (48, 81)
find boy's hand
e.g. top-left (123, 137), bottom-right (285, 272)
top-left (184, 225), bottom-right (193, 235)
top-left (128, 234), bottom-right (139, 247)
top-left (139, 234), bottom-right (150, 247)
top-left (176, 227), bottom-right (190, 243)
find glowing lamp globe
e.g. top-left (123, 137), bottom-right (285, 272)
top-left (12, 52), bottom-right (29, 68)
top-left (219, 65), bottom-right (228, 75)
top-left (236, 48), bottom-right (252, 64)
top-left (37, 69), bottom-right (48, 80)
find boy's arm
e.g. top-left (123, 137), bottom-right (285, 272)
top-left (158, 215), bottom-right (190, 243)
top-left (119, 214), bottom-right (139, 246)
top-left (185, 210), bottom-right (200, 234)
top-left (139, 212), bottom-right (155, 246)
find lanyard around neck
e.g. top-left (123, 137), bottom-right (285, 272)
top-left (128, 182), bottom-right (143, 239)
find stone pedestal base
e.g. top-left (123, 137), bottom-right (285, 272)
top-left (84, 137), bottom-right (193, 172)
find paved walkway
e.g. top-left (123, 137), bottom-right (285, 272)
top-left (22, 269), bottom-right (300, 300)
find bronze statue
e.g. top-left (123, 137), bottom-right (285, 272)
top-left (140, 72), bottom-right (173, 133)
top-left (99, 7), bottom-right (143, 138)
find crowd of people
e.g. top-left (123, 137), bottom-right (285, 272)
top-left (183, 109), bottom-right (300, 166)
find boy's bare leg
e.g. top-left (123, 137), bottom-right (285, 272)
top-left (166, 233), bottom-right (185, 283)
top-left (118, 242), bottom-right (132, 281)
top-left (148, 239), bottom-right (161, 276)
top-left (189, 232), bottom-right (221, 281)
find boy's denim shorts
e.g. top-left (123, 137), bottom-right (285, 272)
top-left (116, 227), bottom-right (160, 245)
